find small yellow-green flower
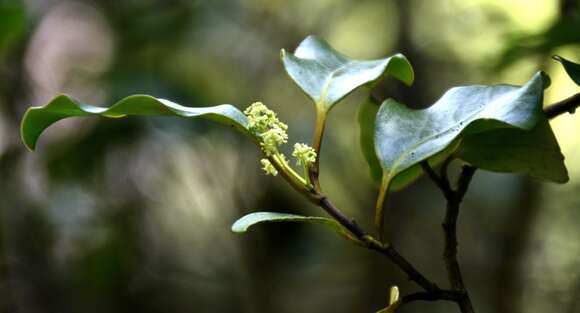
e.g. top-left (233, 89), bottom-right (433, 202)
top-left (244, 102), bottom-right (288, 156)
top-left (292, 143), bottom-right (316, 166)
top-left (260, 158), bottom-right (278, 176)
top-left (261, 126), bottom-right (288, 155)
top-left (244, 102), bottom-right (277, 133)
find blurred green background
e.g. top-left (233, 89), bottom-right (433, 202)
top-left (0, 0), bottom-right (579, 312)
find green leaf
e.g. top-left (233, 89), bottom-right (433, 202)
top-left (358, 97), bottom-right (460, 190)
top-left (358, 97), bottom-right (382, 184)
top-left (281, 35), bottom-right (413, 111)
top-left (21, 94), bottom-right (252, 150)
top-left (376, 286), bottom-right (401, 313)
top-left (375, 72), bottom-right (558, 191)
top-left (389, 141), bottom-right (460, 191)
top-left (553, 55), bottom-right (580, 86)
top-left (458, 118), bottom-right (568, 183)
top-left (359, 97), bottom-right (460, 189)
top-left (232, 212), bottom-right (358, 242)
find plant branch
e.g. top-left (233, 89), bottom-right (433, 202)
top-left (444, 165), bottom-right (476, 313)
top-left (401, 290), bottom-right (462, 304)
top-left (367, 242), bottom-right (440, 293)
top-left (421, 162), bottom-right (453, 197)
top-left (544, 92), bottom-right (580, 119)
top-left (422, 161), bottom-right (476, 313)
top-left (309, 192), bottom-right (441, 294)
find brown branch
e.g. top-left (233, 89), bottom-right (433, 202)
top-left (313, 193), bottom-right (440, 293)
top-left (544, 92), bottom-right (580, 119)
top-left (316, 196), bottom-right (365, 239)
top-left (402, 290), bottom-right (462, 303)
top-left (422, 162), bottom-right (476, 313)
top-left (421, 161), bottom-right (453, 198)
top-left (369, 243), bottom-right (440, 293)
top-left (443, 165), bottom-right (477, 313)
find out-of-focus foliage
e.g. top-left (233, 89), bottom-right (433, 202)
top-left (0, 0), bottom-right (25, 58)
top-left (1, 1), bottom-right (579, 313)
top-left (494, 11), bottom-right (580, 71)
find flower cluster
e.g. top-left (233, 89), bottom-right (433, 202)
top-left (260, 159), bottom-right (278, 176)
top-left (244, 102), bottom-right (316, 181)
top-left (292, 143), bottom-right (317, 166)
top-left (244, 102), bottom-right (288, 156)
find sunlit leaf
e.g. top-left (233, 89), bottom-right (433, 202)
top-left (21, 94), bottom-right (253, 150)
top-left (553, 55), bottom-right (580, 86)
top-left (281, 35), bottom-right (413, 111)
top-left (374, 72), bottom-right (563, 192)
top-left (232, 212), bottom-right (358, 242)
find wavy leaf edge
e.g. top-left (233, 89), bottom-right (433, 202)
top-left (374, 71), bottom-right (559, 191)
top-left (281, 35), bottom-right (414, 111)
top-left (21, 94), bottom-right (252, 150)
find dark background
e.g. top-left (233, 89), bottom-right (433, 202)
top-left (1, 0), bottom-right (580, 312)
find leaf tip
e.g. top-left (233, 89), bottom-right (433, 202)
top-left (539, 71), bottom-right (551, 89)
top-left (231, 215), bottom-right (251, 233)
top-left (386, 54), bottom-right (415, 86)
top-left (230, 222), bottom-right (246, 233)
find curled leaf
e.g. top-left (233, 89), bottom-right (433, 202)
top-left (21, 94), bottom-right (252, 150)
top-left (374, 72), bottom-right (563, 194)
top-left (553, 55), bottom-right (580, 86)
top-left (282, 35), bottom-right (413, 111)
top-left (232, 212), bottom-right (360, 243)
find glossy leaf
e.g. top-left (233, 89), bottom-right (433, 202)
top-left (281, 35), bottom-right (413, 111)
top-left (375, 72), bottom-right (555, 191)
top-left (389, 141), bottom-right (460, 191)
top-left (232, 212), bottom-right (357, 242)
top-left (21, 94), bottom-right (252, 150)
top-left (359, 98), bottom-right (459, 189)
top-left (458, 118), bottom-right (568, 183)
top-left (554, 55), bottom-right (580, 86)
top-left (358, 98), bottom-right (460, 189)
